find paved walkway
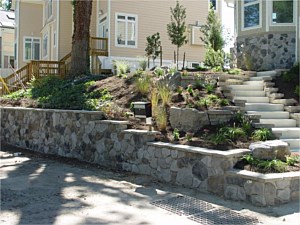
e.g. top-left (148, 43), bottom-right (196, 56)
top-left (1, 144), bottom-right (299, 225)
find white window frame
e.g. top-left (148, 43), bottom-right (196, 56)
top-left (42, 32), bottom-right (49, 59)
top-left (115, 13), bottom-right (138, 48)
top-left (242, 0), bottom-right (262, 31)
top-left (270, 0), bottom-right (295, 26)
top-left (45, 0), bottom-right (53, 22)
top-left (23, 36), bottom-right (41, 62)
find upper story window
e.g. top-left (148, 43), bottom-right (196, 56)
top-left (272, 0), bottom-right (294, 24)
top-left (42, 33), bottom-right (48, 58)
top-left (115, 13), bottom-right (137, 48)
top-left (24, 37), bottom-right (40, 61)
top-left (45, 0), bottom-right (53, 21)
top-left (242, 0), bottom-right (261, 29)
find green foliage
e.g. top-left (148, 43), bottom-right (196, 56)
top-left (173, 128), bottom-right (180, 141)
top-left (197, 94), bottom-right (225, 109)
top-left (209, 131), bottom-right (228, 145)
top-left (154, 67), bottom-right (165, 76)
top-left (113, 60), bottom-right (130, 77)
top-left (4, 89), bottom-right (30, 100)
top-left (295, 85), bottom-right (300, 97)
top-left (203, 83), bottom-right (215, 94)
top-left (204, 47), bottom-right (225, 69)
top-left (286, 155), bottom-right (300, 166)
top-left (227, 68), bottom-right (241, 75)
top-left (145, 33), bottom-right (161, 66)
top-left (176, 86), bottom-right (184, 95)
top-left (252, 128), bottom-right (274, 141)
top-left (167, 1), bottom-right (187, 69)
top-left (234, 112), bottom-right (252, 134)
top-left (134, 74), bottom-right (152, 95)
top-left (200, 5), bottom-right (225, 52)
top-left (220, 126), bottom-right (246, 141)
top-left (242, 154), bottom-right (288, 173)
top-left (15, 76), bottom-right (112, 110)
top-left (187, 84), bottom-right (194, 96)
top-left (185, 132), bottom-right (193, 141)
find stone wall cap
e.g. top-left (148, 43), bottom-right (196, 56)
top-left (122, 129), bottom-right (160, 135)
top-left (0, 107), bottom-right (104, 115)
top-left (226, 169), bottom-right (300, 181)
top-left (96, 120), bottom-right (130, 125)
top-left (147, 142), bottom-right (250, 157)
top-left (207, 110), bottom-right (233, 115)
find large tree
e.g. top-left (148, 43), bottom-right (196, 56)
top-left (69, 0), bottom-right (93, 78)
top-left (167, 1), bottom-right (187, 70)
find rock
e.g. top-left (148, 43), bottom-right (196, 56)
top-left (157, 71), bottom-right (181, 91)
top-left (249, 140), bottom-right (290, 161)
top-left (169, 107), bottom-right (209, 133)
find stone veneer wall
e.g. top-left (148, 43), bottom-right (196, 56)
top-left (1, 107), bottom-right (299, 206)
top-left (236, 33), bottom-right (296, 71)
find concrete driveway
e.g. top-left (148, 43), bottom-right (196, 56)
top-left (1, 144), bottom-right (299, 225)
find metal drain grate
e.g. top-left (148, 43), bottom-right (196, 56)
top-left (151, 195), bottom-right (260, 225)
top-left (189, 208), bottom-right (259, 225)
top-left (151, 195), bottom-right (214, 216)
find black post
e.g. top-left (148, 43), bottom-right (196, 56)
top-left (160, 46), bottom-right (162, 67)
top-left (182, 52), bottom-right (186, 70)
top-left (174, 51), bottom-right (176, 65)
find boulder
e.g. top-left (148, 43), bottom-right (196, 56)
top-left (249, 140), bottom-right (290, 161)
top-left (169, 107), bottom-right (209, 133)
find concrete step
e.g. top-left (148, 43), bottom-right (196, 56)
top-left (231, 90), bottom-right (266, 97)
top-left (272, 127), bottom-right (300, 139)
top-left (256, 71), bottom-right (277, 77)
top-left (259, 119), bottom-right (297, 127)
top-left (280, 139), bottom-right (300, 149)
top-left (284, 106), bottom-right (300, 113)
top-left (234, 96), bottom-right (269, 103)
top-left (247, 111), bottom-right (290, 119)
top-left (245, 103), bottom-right (284, 111)
top-left (271, 98), bottom-right (298, 106)
top-left (249, 76), bottom-right (272, 81)
top-left (243, 81), bottom-right (264, 85)
top-left (228, 85), bottom-right (264, 91)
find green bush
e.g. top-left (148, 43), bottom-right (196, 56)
top-left (220, 126), bottom-right (246, 141)
top-left (134, 75), bottom-right (152, 95)
top-left (252, 128), bottom-right (274, 141)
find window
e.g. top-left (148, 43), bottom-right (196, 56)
top-left (43, 33), bottom-right (48, 58)
top-left (272, 0), bottom-right (294, 24)
top-left (116, 13), bottom-right (137, 47)
top-left (45, 0), bottom-right (53, 20)
top-left (209, 0), bottom-right (217, 10)
top-left (24, 37), bottom-right (40, 61)
top-left (243, 0), bottom-right (261, 29)
top-left (4, 56), bottom-right (14, 68)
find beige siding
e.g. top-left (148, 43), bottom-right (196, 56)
top-left (18, 1), bottom-right (43, 68)
top-left (109, 0), bottom-right (210, 63)
top-left (298, 0), bottom-right (300, 62)
top-left (58, 0), bottom-right (72, 60)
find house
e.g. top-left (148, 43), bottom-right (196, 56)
top-left (0, 9), bottom-right (15, 77)
top-left (229, 0), bottom-right (300, 71)
top-left (12, 0), bottom-right (231, 73)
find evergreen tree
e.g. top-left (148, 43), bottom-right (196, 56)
top-left (167, 1), bottom-right (187, 70)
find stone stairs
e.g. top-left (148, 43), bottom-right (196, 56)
top-left (222, 70), bottom-right (299, 152)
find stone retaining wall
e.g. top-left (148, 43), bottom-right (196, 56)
top-left (1, 107), bottom-right (299, 206)
top-left (225, 170), bottom-right (300, 206)
top-left (236, 32), bottom-right (296, 71)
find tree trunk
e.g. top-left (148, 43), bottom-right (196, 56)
top-left (176, 47), bottom-right (179, 71)
top-left (68, 0), bottom-right (93, 79)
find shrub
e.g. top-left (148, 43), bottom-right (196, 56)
top-left (203, 83), bottom-right (215, 94)
top-left (134, 75), bottom-right (151, 95)
top-left (209, 131), bottom-right (228, 145)
top-left (286, 155), bottom-right (300, 166)
top-left (252, 128), bottom-right (274, 141)
top-left (113, 60), bottom-right (130, 77)
top-left (185, 132), bottom-right (193, 141)
top-left (154, 67), bottom-right (165, 76)
top-left (173, 128), bottom-right (180, 141)
top-left (220, 126), bottom-right (246, 141)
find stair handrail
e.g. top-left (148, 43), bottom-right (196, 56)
top-left (8, 62), bottom-right (27, 91)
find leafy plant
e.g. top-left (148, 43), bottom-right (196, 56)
top-left (158, 84), bottom-right (172, 106)
top-left (167, 1), bottom-right (187, 70)
top-left (252, 128), bottom-right (274, 141)
top-left (154, 67), bottom-right (165, 77)
top-left (294, 85), bottom-right (300, 97)
top-left (209, 131), bottom-right (228, 145)
top-left (113, 60), bottom-right (130, 77)
top-left (185, 132), bottom-right (193, 141)
top-left (286, 155), bottom-right (300, 166)
top-left (228, 68), bottom-right (241, 75)
top-left (176, 86), bottom-right (184, 95)
top-left (203, 83), bottom-right (215, 94)
top-left (220, 125), bottom-right (246, 141)
top-left (134, 74), bottom-right (151, 95)
top-left (187, 84), bottom-right (194, 96)
top-left (173, 128), bottom-right (180, 141)
top-left (204, 47), bottom-right (225, 69)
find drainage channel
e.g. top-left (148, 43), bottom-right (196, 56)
top-left (151, 195), bottom-right (260, 225)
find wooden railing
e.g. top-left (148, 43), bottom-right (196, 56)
top-left (0, 37), bottom-right (109, 96)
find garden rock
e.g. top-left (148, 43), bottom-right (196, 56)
top-left (249, 140), bottom-right (290, 161)
top-left (169, 107), bottom-right (209, 133)
top-left (157, 71), bottom-right (181, 91)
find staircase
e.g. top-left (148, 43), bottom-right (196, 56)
top-left (224, 70), bottom-right (300, 152)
